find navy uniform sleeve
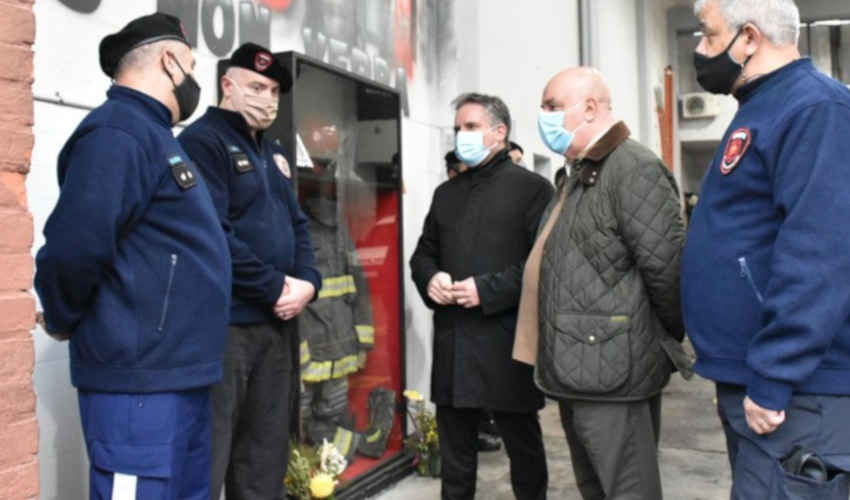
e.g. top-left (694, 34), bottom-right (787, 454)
top-left (35, 128), bottom-right (151, 333)
top-left (746, 101), bottom-right (850, 411)
top-left (179, 130), bottom-right (286, 306)
top-left (273, 161), bottom-right (322, 294)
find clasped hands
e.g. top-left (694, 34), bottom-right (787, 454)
top-left (274, 276), bottom-right (316, 321)
top-left (427, 271), bottom-right (480, 308)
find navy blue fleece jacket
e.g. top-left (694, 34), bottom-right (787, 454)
top-left (682, 58), bottom-right (850, 411)
top-left (178, 107), bottom-right (321, 324)
top-left (35, 86), bottom-right (232, 393)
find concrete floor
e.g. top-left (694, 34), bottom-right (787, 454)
top-left (370, 375), bottom-right (732, 499)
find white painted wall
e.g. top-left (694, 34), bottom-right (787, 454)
top-left (454, 0), bottom-right (581, 179)
top-left (587, 0), bottom-right (671, 159)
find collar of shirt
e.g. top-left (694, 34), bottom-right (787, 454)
top-left (734, 57), bottom-right (811, 104)
top-left (107, 85), bottom-right (173, 129)
top-left (204, 106), bottom-right (265, 151)
top-left (470, 147), bottom-right (510, 177)
top-left (576, 123), bottom-right (616, 162)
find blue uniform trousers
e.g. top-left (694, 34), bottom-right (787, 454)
top-left (79, 388), bottom-right (211, 500)
top-left (717, 383), bottom-right (850, 499)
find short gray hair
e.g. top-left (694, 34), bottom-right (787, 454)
top-left (452, 92), bottom-right (512, 139)
top-left (115, 40), bottom-right (181, 78)
top-left (694, 0), bottom-right (800, 46)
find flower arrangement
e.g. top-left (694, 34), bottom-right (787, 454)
top-left (402, 389), bottom-right (440, 477)
top-left (285, 439), bottom-right (348, 499)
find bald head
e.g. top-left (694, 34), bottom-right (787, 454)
top-left (543, 67), bottom-right (612, 114)
top-left (539, 66), bottom-right (616, 161)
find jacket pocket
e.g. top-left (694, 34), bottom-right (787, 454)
top-left (157, 254), bottom-right (178, 332)
top-left (738, 256), bottom-right (764, 304)
top-left (551, 313), bottom-right (630, 394)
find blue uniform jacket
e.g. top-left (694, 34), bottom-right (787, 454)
top-left (35, 86), bottom-right (232, 393)
top-left (178, 107), bottom-right (321, 324)
top-left (682, 58), bottom-right (850, 411)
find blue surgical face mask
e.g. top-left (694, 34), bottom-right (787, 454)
top-left (455, 128), bottom-right (495, 167)
top-left (538, 102), bottom-right (584, 154)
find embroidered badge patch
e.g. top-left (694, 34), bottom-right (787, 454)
top-left (274, 153), bottom-right (291, 178)
top-left (227, 145), bottom-right (254, 174)
top-left (721, 128), bottom-right (752, 175)
top-left (168, 155), bottom-right (197, 190)
top-left (255, 51), bottom-right (273, 72)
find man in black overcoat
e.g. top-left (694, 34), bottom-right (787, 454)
top-left (411, 92), bottom-right (554, 500)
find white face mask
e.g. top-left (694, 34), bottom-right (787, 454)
top-left (227, 77), bottom-right (279, 130)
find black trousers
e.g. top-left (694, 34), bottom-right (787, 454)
top-left (437, 406), bottom-right (548, 500)
top-left (558, 395), bottom-right (663, 500)
top-left (210, 320), bottom-right (297, 500)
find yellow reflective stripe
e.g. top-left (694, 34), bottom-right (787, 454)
top-left (331, 354), bottom-right (359, 378)
top-left (364, 428), bottom-right (382, 443)
top-left (355, 325), bottom-right (374, 345)
top-left (332, 427), bottom-right (353, 455)
top-left (318, 275), bottom-right (356, 299)
top-left (302, 353), bottom-right (364, 382)
top-left (300, 340), bottom-right (310, 366)
top-left (301, 360), bottom-right (332, 382)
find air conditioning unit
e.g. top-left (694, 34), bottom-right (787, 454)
top-left (681, 92), bottom-right (721, 119)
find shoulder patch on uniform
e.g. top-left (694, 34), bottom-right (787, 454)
top-left (168, 156), bottom-right (198, 190)
top-left (720, 128), bottom-right (752, 175)
top-left (274, 153), bottom-right (291, 178)
top-left (229, 146), bottom-right (254, 174)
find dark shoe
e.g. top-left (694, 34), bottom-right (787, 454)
top-left (478, 414), bottom-right (500, 437)
top-left (357, 387), bottom-right (396, 458)
top-left (477, 433), bottom-right (502, 453)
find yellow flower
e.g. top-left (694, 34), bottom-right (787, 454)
top-left (309, 473), bottom-right (335, 499)
top-left (426, 430), bottom-right (437, 445)
top-left (403, 389), bottom-right (423, 401)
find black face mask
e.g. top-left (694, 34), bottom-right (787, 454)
top-left (693, 30), bottom-right (753, 95)
top-left (166, 54), bottom-right (201, 122)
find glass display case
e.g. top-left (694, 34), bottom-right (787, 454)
top-left (220, 52), bottom-right (408, 498)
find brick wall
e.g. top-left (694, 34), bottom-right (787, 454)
top-left (0, 0), bottom-right (38, 499)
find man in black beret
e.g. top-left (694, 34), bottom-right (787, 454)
top-left (35, 12), bottom-right (231, 499)
top-left (179, 43), bottom-right (320, 500)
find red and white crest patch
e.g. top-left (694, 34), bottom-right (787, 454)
top-left (254, 52), bottom-right (273, 72)
top-left (274, 153), bottom-right (291, 178)
top-left (721, 128), bottom-right (752, 175)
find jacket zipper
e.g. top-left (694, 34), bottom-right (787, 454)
top-left (737, 257), bottom-right (764, 304)
top-left (157, 254), bottom-right (178, 332)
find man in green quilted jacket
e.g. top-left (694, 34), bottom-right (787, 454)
top-left (516, 67), bottom-right (689, 500)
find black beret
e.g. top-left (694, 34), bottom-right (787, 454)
top-left (99, 13), bottom-right (189, 78)
top-left (228, 43), bottom-right (292, 92)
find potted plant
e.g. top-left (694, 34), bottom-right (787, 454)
top-left (285, 439), bottom-right (348, 499)
top-left (403, 389), bottom-right (440, 477)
